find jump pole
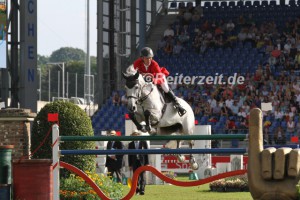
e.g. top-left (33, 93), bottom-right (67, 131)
top-left (60, 134), bottom-right (248, 141)
top-left (52, 124), bottom-right (60, 200)
top-left (60, 148), bottom-right (247, 155)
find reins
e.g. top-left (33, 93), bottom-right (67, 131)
top-left (126, 82), bottom-right (154, 105)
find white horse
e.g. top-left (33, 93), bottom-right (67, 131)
top-left (123, 65), bottom-right (198, 170)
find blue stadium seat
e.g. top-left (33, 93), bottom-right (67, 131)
top-left (294, 116), bottom-right (299, 123)
top-left (170, 2), bottom-right (177, 9)
top-left (244, 1), bottom-right (252, 7)
top-left (212, 1), bottom-right (219, 7)
top-left (219, 116), bottom-right (227, 123)
top-left (253, 1), bottom-right (260, 7)
top-left (289, 0), bottom-right (296, 6)
top-left (281, 121), bottom-right (287, 129)
top-left (228, 1), bottom-right (235, 7)
top-left (261, 1), bottom-right (268, 7)
top-left (200, 116), bottom-right (209, 124)
top-left (237, 1), bottom-right (243, 7)
top-left (231, 140), bottom-right (239, 148)
top-left (269, 0), bottom-right (277, 6)
top-left (203, 2), bottom-right (211, 8)
top-left (186, 2), bottom-right (193, 8)
top-left (220, 1), bottom-right (227, 8)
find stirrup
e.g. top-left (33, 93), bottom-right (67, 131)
top-left (174, 103), bottom-right (186, 117)
top-left (178, 108), bottom-right (187, 117)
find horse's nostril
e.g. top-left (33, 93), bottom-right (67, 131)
top-left (128, 106), bottom-right (135, 112)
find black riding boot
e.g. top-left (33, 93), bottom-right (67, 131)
top-left (166, 90), bottom-right (186, 116)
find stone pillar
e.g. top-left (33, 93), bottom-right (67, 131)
top-left (0, 108), bottom-right (36, 160)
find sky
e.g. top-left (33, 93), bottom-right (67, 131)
top-left (38, 0), bottom-right (98, 57)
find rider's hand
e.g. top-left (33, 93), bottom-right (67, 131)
top-left (153, 77), bottom-right (164, 85)
top-left (248, 108), bottom-right (300, 200)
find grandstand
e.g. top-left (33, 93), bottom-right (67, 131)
top-left (92, 0), bottom-right (300, 146)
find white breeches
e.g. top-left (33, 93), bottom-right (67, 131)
top-left (160, 76), bottom-right (169, 93)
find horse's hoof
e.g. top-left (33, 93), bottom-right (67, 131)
top-left (146, 126), bottom-right (152, 132)
top-left (191, 163), bottom-right (199, 170)
top-left (140, 126), bottom-right (148, 133)
top-left (177, 155), bottom-right (185, 162)
top-left (137, 125), bottom-right (143, 131)
top-left (149, 129), bottom-right (157, 135)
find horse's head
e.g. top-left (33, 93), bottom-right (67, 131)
top-left (123, 65), bottom-right (144, 113)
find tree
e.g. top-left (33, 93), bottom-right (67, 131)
top-left (38, 54), bottom-right (50, 65)
top-left (49, 47), bottom-right (85, 63)
top-left (31, 101), bottom-right (96, 177)
top-left (38, 47), bottom-right (98, 101)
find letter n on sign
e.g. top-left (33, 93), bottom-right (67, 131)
top-left (48, 113), bottom-right (59, 122)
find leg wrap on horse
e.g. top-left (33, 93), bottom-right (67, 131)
top-left (144, 110), bottom-right (152, 132)
top-left (128, 112), bottom-right (143, 130)
top-left (166, 90), bottom-right (186, 116)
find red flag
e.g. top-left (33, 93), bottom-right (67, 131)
top-left (48, 113), bottom-right (58, 122)
top-left (125, 113), bottom-right (129, 119)
top-left (194, 120), bottom-right (198, 125)
top-left (116, 131), bottom-right (121, 136)
top-left (291, 136), bottom-right (299, 143)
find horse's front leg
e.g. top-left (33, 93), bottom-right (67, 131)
top-left (144, 110), bottom-right (152, 132)
top-left (129, 112), bottom-right (144, 131)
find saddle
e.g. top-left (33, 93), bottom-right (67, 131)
top-left (155, 85), bottom-right (168, 119)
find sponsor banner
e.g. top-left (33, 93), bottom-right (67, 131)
top-left (161, 155), bottom-right (248, 170)
top-left (20, 0), bottom-right (37, 112)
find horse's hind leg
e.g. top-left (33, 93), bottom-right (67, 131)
top-left (164, 137), bottom-right (185, 162)
top-left (189, 141), bottom-right (199, 170)
top-left (176, 140), bottom-right (185, 162)
top-left (164, 140), bottom-right (177, 149)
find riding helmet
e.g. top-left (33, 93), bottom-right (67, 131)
top-left (140, 47), bottom-right (154, 58)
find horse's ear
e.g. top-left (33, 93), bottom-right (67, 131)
top-left (133, 71), bottom-right (139, 79)
top-left (122, 72), bottom-right (128, 79)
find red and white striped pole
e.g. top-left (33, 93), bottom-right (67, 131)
top-left (52, 124), bottom-right (60, 200)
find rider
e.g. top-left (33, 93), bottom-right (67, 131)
top-left (133, 47), bottom-right (186, 116)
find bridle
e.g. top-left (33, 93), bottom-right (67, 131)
top-left (126, 82), bottom-right (154, 104)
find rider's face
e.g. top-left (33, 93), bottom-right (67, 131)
top-left (142, 57), bottom-right (152, 66)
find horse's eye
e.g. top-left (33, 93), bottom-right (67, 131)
top-left (135, 86), bottom-right (139, 89)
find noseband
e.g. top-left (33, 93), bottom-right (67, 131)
top-left (126, 82), bottom-right (154, 104)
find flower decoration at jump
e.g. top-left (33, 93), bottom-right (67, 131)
top-left (60, 172), bottom-right (123, 200)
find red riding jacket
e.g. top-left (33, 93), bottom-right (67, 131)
top-left (133, 58), bottom-right (169, 84)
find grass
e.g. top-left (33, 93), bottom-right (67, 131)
top-left (121, 174), bottom-right (252, 200)
top-left (122, 184), bottom-right (252, 200)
